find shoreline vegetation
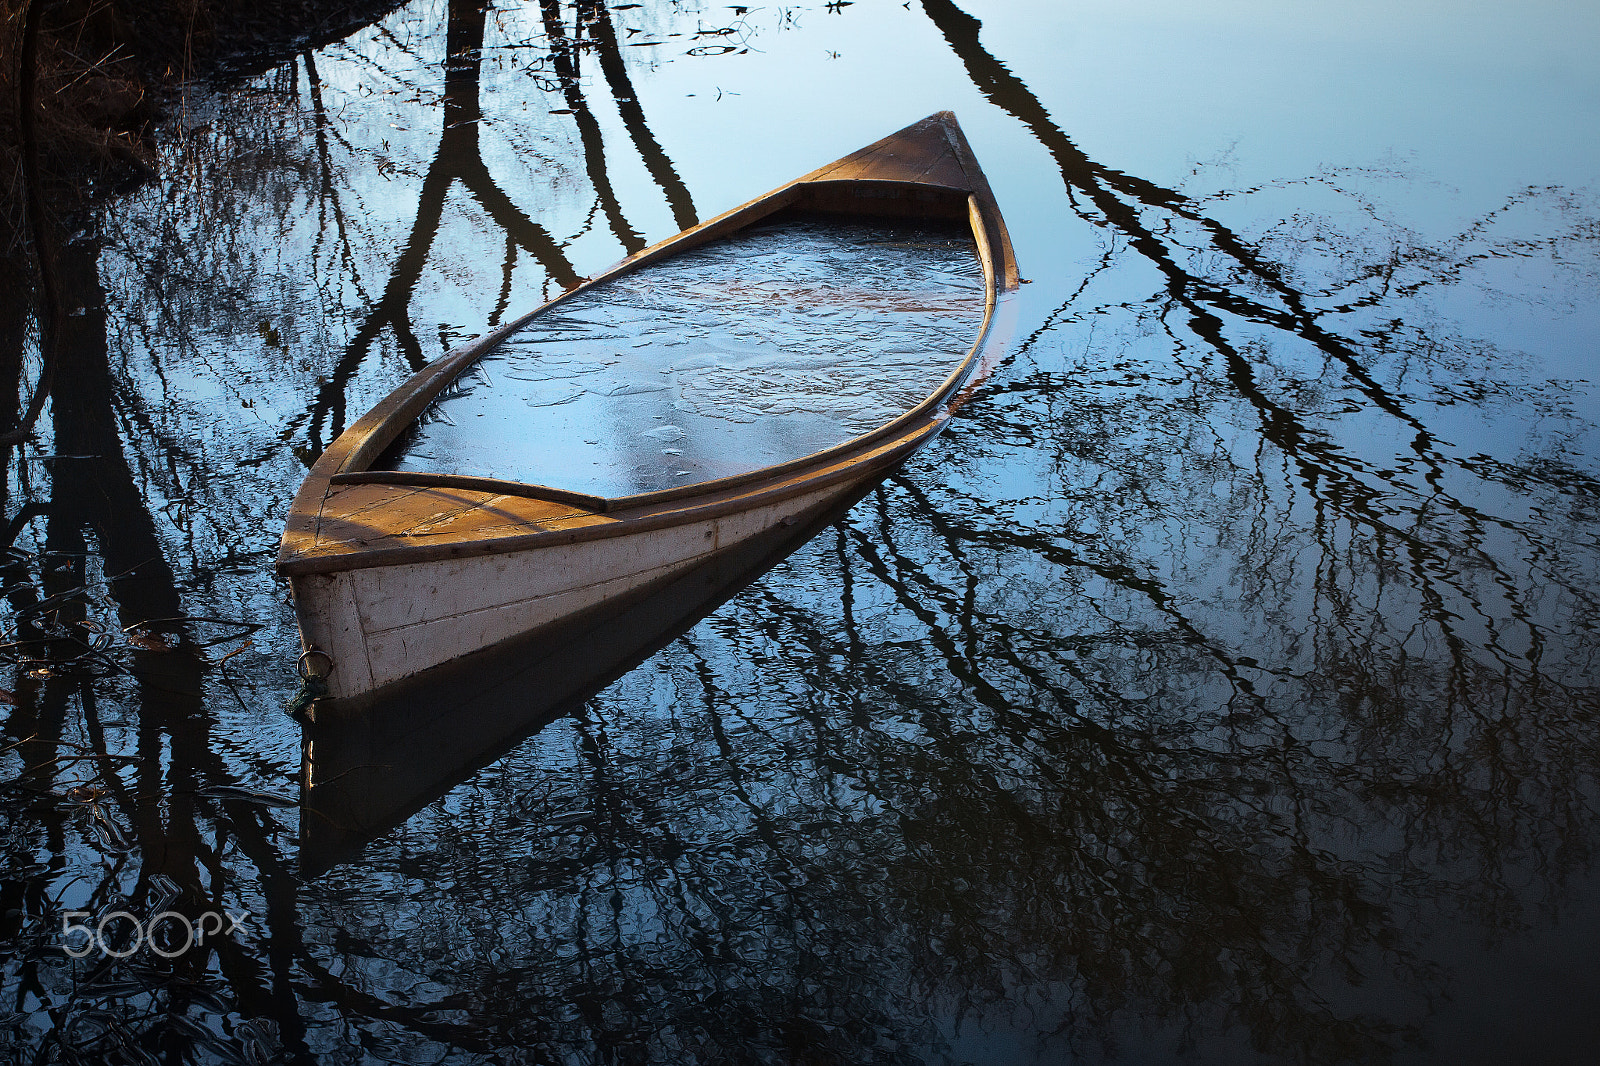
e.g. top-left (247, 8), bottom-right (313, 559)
top-left (2, 0), bottom-right (405, 212)
top-left (0, 0), bottom-right (402, 442)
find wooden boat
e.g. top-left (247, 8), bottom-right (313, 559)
top-left (277, 111), bottom-right (1019, 701)
top-left (299, 483), bottom-right (876, 873)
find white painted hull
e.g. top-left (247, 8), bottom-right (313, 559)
top-left (292, 479), bottom-right (850, 700)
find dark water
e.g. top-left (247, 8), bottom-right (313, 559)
top-left (3, 1), bottom-right (1598, 1063)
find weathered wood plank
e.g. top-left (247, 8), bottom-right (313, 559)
top-left (348, 520), bottom-right (722, 634)
top-left (299, 478), bottom-right (854, 697)
top-left (310, 483), bottom-right (594, 553)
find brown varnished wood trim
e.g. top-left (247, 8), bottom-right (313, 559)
top-left (280, 414), bottom-right (942, 576)
top-left (942, 115), bottom-right (1019, 290)
top-left (329, 471), bottom-right (613, 513)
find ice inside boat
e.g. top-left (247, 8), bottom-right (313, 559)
top-left (376, 215), bottom-right (987, 498)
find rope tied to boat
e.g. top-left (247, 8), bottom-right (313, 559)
top-left (285, 648), bottom-right (333, 722)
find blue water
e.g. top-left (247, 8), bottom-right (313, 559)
top-left (2, 0), bottom-right (1598, 1062)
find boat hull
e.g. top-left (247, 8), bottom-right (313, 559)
top-left (292, 474), bottom-right (863, 700)
top-left (278, 112), bottom-right (1019, 702)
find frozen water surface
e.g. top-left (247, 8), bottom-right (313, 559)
top-left (380, 215), bottom-right (985, 496)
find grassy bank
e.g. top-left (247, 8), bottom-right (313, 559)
top-left (1, 0), bottom-right (404, 248)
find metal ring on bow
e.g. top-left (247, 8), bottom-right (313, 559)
top-left (296, 648), bottom-right (334, 680)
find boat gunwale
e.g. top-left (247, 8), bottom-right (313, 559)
top-left (278, 112), bottom-right (1018, 577)
top-left (282, 410), bottom-right (943, 576)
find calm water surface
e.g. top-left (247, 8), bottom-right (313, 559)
top-left (2, 1), bottom-right (1598, 1063)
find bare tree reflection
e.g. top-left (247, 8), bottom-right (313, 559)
top-left (308, 0), bottom-right (582, 455)
top-left (3, 1), bottom-right (1598, 1063)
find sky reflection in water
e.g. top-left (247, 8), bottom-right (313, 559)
top-left (1, 1), bottom-right (1598, 1063)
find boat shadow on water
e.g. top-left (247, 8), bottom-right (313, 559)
top-left (297, 483), bottom-right (877, 875)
